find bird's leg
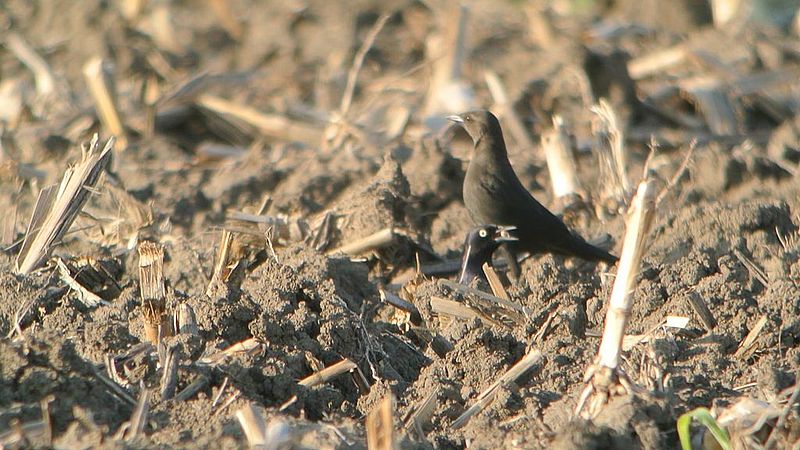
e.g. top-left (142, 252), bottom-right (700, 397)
top-left (497, 244), bottom-right (520, 281)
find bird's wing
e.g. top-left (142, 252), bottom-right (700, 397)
top-left (491, 164), bottom-right (582, 250)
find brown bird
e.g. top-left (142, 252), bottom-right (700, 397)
top-left (448, 110), bottom-right (618, 266)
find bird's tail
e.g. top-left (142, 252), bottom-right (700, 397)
top-left (566, 237), bottom-right (619, 264)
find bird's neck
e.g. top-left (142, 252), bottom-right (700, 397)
top-left (459, 245), bottom-right (493, 284)
top-left (473, 133), bottom-right (510, 169)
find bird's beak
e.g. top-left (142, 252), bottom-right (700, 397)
top-left (446, 115), bottom-right (464, 124)
top-left (494, 225), bottom-right (518, 242)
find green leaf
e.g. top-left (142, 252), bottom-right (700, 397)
top-left (677, 408), bottom-right (732, 450)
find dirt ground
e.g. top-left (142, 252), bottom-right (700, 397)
top-left (2, 0), bottom-right (800, 449)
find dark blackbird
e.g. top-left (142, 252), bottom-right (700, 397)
top-left (458, 225), bottom-right (517, 285)
top-left (448, 110), bottom-right (618, 265)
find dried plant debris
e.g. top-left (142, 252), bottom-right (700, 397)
top-left (577, 180), bottom-right (656, 419)
top-left (56, 256), bottom-right (122, 306)
top-left (3, 1), bottom-right (800, 448)
top-left (138, 240), bottom-right (170, 344)
top-left (82, 179), bottom-right (155, 249)
top-left (16, 135), bottom-right (115, 274)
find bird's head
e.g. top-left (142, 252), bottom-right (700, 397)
top-left (447, 110), bottom-right (501, 145)
top-left (465, 224), bottom-right (518, 254)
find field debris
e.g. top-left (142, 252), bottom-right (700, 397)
top-left (15, 135), bottom-right (114, 275)
top-left (3, 1), bottom-right (800, 448)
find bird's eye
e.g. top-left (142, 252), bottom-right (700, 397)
top-left (465, 116), bottom-right (472, 122)
top-left (478, 229), bottom-right (488, 238)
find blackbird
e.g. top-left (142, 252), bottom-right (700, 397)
top-left (458, 225), bottom-right (517, 285)
top-left (448, 110), bottom-right (618, 266)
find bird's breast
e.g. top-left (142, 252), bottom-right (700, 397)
top-left (463, 164), bottom-right (508, 225)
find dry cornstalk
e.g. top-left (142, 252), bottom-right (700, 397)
top-left (327, 227), bottom-right (395, 256)
top-left (325, 13), bottom-right (391, 151)
top-left (196, 94), bottom-right (322, 145)
top-left (5, 32), bottom-right (56, 96)
top-left (199, 338), bottom-right (265, 365)
top-left (481, 263), bottom-right (509, 301)
top-left (484, 71), bottom-right (534, 150)
top-left (55, 257), bottom-right (107, 307)
top-left (439, 279), bottom-right (529, 317)
top-left (452, 348), bottom-right (544, 429)
top-left (367, 396), bottom-right (397, 450)
top-left (298, 359), bottom-right (358, 387)
top-left (734, 315), bottom-right (768, 359)
top-left (627, 45), bottom-right (688, 80)
top-left (430, 296), bottom-right (480, 321)
top-left (575, 179), bottom-right (656, 419)
top-left (83, 57), bottom-right (127, 147)
top-left (174, 303), bottom-right (199, 336)
top-left (235, 403), bottom-right (291, 450)
top-left (542, 116), bottom-right (583, 209)
top-left (236, 403), bottom-right (267, 448)
top-left (206, 229), bottom-right (235, 296)
top-left (175, 375), bottom-right (209, 401)
top-left (126, 389), bottom-right (150, 441)
top-left (138, 241), bottom-right (170, 344)
top-left (403, 389), bottom-right (438, 439)
top-left (621, 316), bottom-right (689, 351)
top-left (591, 100), bottom-right (630, 210)
top-left (523, 3), bottom-right (554, 48)
top-left (160, 346), bottom-right (179, 400)
top-left (379, 289), bottom-right (422, 325)
top-left (117, 0), bottom-right (145, 20)
top-left (423, 3), bottom-right (475, 119)
top-left (16, 135), bottom-right (114, 274)
top-left (710, 0), bottom-right (742, 27)
top-left (94, 369), bottom-right (137, 406)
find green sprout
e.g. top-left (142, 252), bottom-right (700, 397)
top-left (677, 407), bottom-right (732, 450)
